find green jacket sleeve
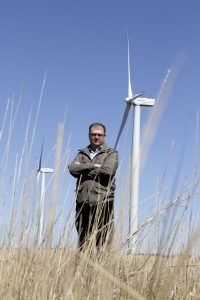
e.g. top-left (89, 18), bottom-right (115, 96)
top-left (68, 153), bottom-right (95, 178)
top-left (89, 150), bottom-right (118, 178)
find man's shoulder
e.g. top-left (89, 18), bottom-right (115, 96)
top-left (101, 144), bottom-right (118, 154)
top-left (78, 145), bottom-right (90, 155)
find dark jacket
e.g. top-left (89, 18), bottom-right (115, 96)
top-left (68, 144), bottom-right (118, 205)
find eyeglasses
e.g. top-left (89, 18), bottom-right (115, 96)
top-left (90, 133), bottom-right (105, 137)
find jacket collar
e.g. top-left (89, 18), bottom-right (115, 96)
top-left (79, 144), bottom-right (109, 156)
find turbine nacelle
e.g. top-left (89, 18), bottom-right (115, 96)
top-left (125, 92), bottom-right (144, 103)
top-left (40, 167), bottom-right (54, 173)
top-left (133, 97), bottom-right (155, 106)
top-left (125, 93), bottom-right (155, 107)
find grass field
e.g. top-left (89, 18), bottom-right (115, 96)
top-left (0, 78), bottom-right (200, 299)
top-left (1, 246), bottom-right (200, 299)
top-left (0, 126), bottom-right (199, 299)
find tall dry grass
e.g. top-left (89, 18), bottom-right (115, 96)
top-left (0, 70), bottom-right (200, 299)
top-left (0, 120), bottom-right (199, 300)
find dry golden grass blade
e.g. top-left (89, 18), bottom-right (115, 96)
top-left (141, 53), bottom-right (186, 173)
top-left (84, 254), bottom-right (146, 300)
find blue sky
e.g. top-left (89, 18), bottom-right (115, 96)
top-left (0, 1), bottom-right (200, 245)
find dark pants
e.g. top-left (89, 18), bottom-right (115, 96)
top-left (75, 201), bottom-right (114, 250)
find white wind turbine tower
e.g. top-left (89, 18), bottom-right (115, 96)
top-left (115, 39), bottom-right (156, 253)
top-left (37, 142), bottom-right (54, 245)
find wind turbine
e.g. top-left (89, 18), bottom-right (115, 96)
top-left (115, 39), bottom-right (156, 253)
top-left (37, 142), bottom-right (54, 245)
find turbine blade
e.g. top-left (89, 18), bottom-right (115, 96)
top-left (127, 37), bottom-right (133, 98)
top-left (38, 138), bottom-right (44, 171)
top-left (114, 103), bottom-right (131, 149)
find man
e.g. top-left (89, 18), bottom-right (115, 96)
top-left (68, 123), bottom-right (118, 250)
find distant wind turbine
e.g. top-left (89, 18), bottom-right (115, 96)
top-left (115, 39), bottom-right (156, 253)
top-left (37, 141), bottom-right (54, 245)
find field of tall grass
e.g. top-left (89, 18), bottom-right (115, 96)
top-left (0, 72), bottom-right (200, 299)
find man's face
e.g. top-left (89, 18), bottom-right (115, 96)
top-left (89, 125), bottom-right (105, 149)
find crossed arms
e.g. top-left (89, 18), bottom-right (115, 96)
top-left (68, 151), bottom-right (118, 179)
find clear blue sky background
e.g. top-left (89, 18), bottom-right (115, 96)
top-left (0, 1), bottom-right (199, 245)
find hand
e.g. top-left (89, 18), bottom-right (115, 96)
top-left (94, 164), bottom-right (101, 168)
